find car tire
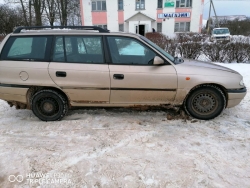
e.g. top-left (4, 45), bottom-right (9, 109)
top-left (184, 85), bottom-right (226, 120)
top-left (31, 89), bottom-right (68, 121)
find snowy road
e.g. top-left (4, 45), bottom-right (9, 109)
top-left (0, 63), bottom-right (249, 188)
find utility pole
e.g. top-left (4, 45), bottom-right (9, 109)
top-left (211, 0), bottom-right (220, 28)
top-left (207, 0), bottom-right (212, 34)
top-left (207, 0), bottom-right (220, 34)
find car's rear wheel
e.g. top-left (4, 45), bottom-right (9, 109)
top-left (184, 85), bottom-right (226, 120)
top-left (31, 90), bottom-right (68, 121)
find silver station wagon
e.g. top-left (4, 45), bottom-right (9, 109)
top-left (0, 26), bottom-right (247, 121)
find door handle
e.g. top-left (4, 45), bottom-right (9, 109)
top-left (56, 71), bottom-right (67, 77)
top-left (113, 74), bottom-right (124, 80)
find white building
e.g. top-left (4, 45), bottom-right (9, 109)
top-left (80, 0), bottom-right (204, 37)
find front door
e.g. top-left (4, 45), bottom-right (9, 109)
top-left (106, 36), bottom-right (177, 105)
top-left (49, 35), bottom-right (110, 105)
top-left (139, 25), bottom-right (145, 36)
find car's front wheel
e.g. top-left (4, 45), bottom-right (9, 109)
top-left (184, 85), bottom-right (226, 120)
top-left (31, 89), bottom-right (68, 121)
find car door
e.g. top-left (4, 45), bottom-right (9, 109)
top-left (106, 36), bottom-right (177, 104)
top-left (49, 35), bottom-right (110, 105)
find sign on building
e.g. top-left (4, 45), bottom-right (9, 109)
top-left (158, 12), bottom-right (191, 19)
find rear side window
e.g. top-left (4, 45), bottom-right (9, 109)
top-left (0, 36), bottom-right (52, 61)
top-left (52, 36), bottom-right (104, 64)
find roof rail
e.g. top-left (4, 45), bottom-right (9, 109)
top-left (13, 26), bottom-right (110, 33)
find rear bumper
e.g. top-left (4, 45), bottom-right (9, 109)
top-left (226, 87), bottom-right (247, 108)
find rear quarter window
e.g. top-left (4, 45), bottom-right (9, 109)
top-left (0, 36), bottom-right (52, 61)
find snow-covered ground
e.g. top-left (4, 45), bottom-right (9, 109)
top-left (0, 63), bottom-right (249, 188)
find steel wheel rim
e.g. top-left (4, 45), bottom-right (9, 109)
top-left (36, 97), bottom-right (59, 117)
top-left (192, 92), bottom-right (218, 115)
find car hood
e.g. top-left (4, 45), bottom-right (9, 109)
top-left (181, 59), bottom-right (239, 74)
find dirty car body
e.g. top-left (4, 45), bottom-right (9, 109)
top-left (0, 26), bottom-right (247, 121)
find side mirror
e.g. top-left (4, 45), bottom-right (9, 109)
top-left (153, 56), bottom-right (164, 65)
top-left (174, 57), bottom-right (184, 64)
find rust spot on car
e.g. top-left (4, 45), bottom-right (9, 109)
top-left (72, 100), bottom-right (107, 104)
top-left (126, 103), bottom-right (180, 111)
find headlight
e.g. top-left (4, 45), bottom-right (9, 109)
top-left (240, 79), bottom-right (244, 86)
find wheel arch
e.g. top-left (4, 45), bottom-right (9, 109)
top-left (26, 86), bottom-right (70, 109)
top-left (183, 83), bottom-right (228, 120)
top-left (183, 83), bottom-right (228, 106)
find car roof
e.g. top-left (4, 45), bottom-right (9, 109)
top-left (213, 27), bottom-right (229, 30)
top-left (10, 26), bottom-right (139, 38)
top-left (10, 29), bottom-right (139, 38)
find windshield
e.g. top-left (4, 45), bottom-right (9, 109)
top-left (139, 35), bottom-right (175, 62)
top-left (213, 28), bottom-right (230, 35)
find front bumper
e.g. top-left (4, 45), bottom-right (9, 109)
top-left (211, 36), bottom-right (231, 41)
top-left (226, 87), bottom-right (247, 108)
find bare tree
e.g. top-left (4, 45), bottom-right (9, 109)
top-left (4, 0), bottom-right (81, 27)
top-left (55, 0), bottom-right (69, 26)
top-left (55, 0), bottom-right (81, 26)
top-left (4, 0), bottom-right (33, 26)
top-left (0, 4), bottom-right (25, 34)
top-left (44, 0), bottom-right (56, 26)
top-left (31, 0), bottom-right (45, 26)
top-left (67, 0), bottom-right (81, 26)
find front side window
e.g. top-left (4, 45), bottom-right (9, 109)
top-left (52, 36), bottom-right (104, 64)
top-left (135, 0), bottom-right (145, 10)
top-left (157, 0), bottom-right (163, 8)
top-left (140, 35), bottom-right (174, 62)
top-left (174, 22), bottom-right (190, 32)
top-left (176, 0), bottom-right (192, 8)
top-left (0, 36), bottom-right (50, 61)
top-left (107, 36), bottom-right (156, 65)
top-left (118, 0), bottom-right (123, 10)
top-left (92, 0), bottom-right (106, 11)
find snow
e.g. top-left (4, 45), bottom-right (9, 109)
top-left (0, 63), bottom-right (249, 187)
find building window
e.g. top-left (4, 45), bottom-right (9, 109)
top-left (174, 22), bottom-right (190, 32)
top-left (176, 0), bottom-right (192, 8)
top-left (92, 0), bottom-right (106, 11)
top-left (119, 24), bottom-right (124, 32)
top-left (157, 0), bottom-right (163, 8)
top-left (118, 0), bottom-right (123, 10)
top-left (157, 23), bottom-right (162, 32)
top-left (135, 0), bottom-right (145, 10)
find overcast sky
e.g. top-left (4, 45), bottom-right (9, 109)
top-left (203, 0), bottom-right (250, 19)
top-left (0, 0), bottom-right (249, 20)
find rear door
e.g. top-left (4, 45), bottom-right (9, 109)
top-left (48, 35), bottom-right (110, 105)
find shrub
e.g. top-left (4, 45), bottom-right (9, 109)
top-left (145, 32), bottom-right (250, 63)
top-left (202, 41), bottom-right (228, 62)
top-left (145, 32), bottom-right (176, 57)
